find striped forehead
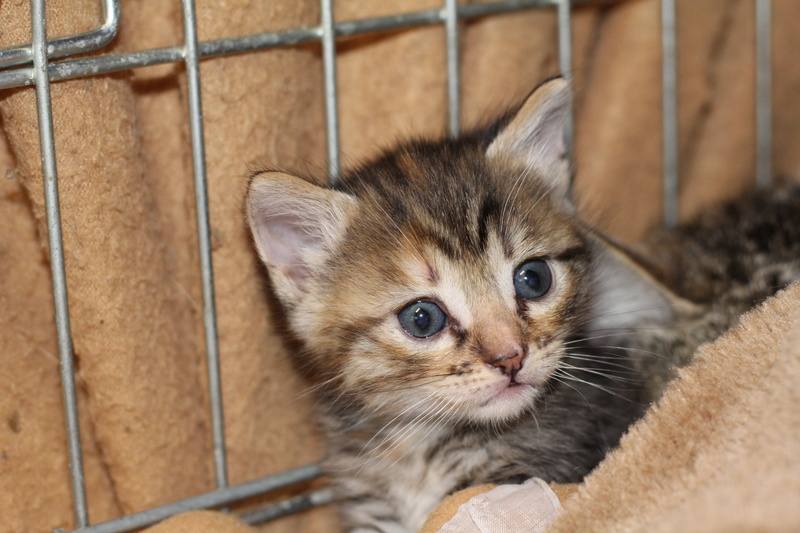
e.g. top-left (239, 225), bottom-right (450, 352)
top-left (343, 153), bottom-right (570, 259)
top-left (361, 183), bottom-right (512, 263)
top-left (393, 231), bottom-right (516, 328)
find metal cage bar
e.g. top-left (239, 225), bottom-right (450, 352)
top-left (0, 1), bottom-right (776, 532)
top-left (29, 0), bottom-right (90, 528)
top-left (180, 0), bottom-right (229, 491)
top-left (239, 488), bottom-right (335, 525)
top-left (661, 0), bottom-right (679, 227)
top-left (320, 0), bottom-right (341, 182)
top-left (71, 464), bottom-right (324, 533)
top-left (755, 0), bottom-right (772, 190)
top-left (0, 0), bottom-right (120, 68)
top-left (557, 0), bottom-right (574, 171)
top-left (445, 0), bottom-right (461, 136)
top-left (0, 0), bottom-right (610, 91)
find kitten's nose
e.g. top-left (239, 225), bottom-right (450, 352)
top-left (484, 344), bottom-right (526, 378)
top-left (478, 317), bottom-right (527, 378)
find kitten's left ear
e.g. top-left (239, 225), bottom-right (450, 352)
top-left (486, 77), bottom-right (571, 197)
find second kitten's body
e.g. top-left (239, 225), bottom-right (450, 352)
top-left (246, 78), bottom-right (800, 532)
top-left (623, 185), bottom-right (800, 398)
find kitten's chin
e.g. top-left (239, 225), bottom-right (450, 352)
top-left (469, 383), bottom-right (539, 423)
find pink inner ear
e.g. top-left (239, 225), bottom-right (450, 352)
top-left (503, 102), bottom-right (566, 175)
top-left (532, 106), bottom-right (566, 163)
top-left (486, 79), bottom-right (572, 196)
top-left (247, 172), bottom-right (355, 295)
top-left (256, 212), bottom-right (322, 291)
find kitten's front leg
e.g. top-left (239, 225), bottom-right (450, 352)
top-left (338, 484), bottom-right (409, 533)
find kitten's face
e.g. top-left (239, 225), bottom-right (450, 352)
top-left (296, 159), bottom-right (591, 424)
top-left (247, 79), bottom-right (622, 425)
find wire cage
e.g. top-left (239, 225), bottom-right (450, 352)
top-left (0, 0), bottom-right (775, 532)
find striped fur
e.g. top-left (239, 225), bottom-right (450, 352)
top-left (246, 78), bottom-right (800, 531)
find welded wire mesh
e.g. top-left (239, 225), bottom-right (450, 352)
top-left (0, 0), bottom-right (773, 531)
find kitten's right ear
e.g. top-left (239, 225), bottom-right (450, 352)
top-left (486, 77), bottom-right (571, 198)
top-left (246, 171), bottom-right (357, 303)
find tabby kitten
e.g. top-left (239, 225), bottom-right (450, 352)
top-left (246, 78), bottom-right (800, 532)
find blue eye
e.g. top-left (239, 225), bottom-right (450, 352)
top-left (398, 301), bottom-right (447, 338)
top-left (514, 259), bottom-right (552, 299)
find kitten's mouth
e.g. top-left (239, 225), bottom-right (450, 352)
top-left (466, 363), bottom-right (553, 421)
top-left (502, 379), bottom-right (528, 392)
top-left (465, 376), bottom-right (540, 422)
top-left (483, 379), bottom-right (533, 406)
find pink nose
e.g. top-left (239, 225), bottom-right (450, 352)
top-left (484, 344), bottom-right (525, 378)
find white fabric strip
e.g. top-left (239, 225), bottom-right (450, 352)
top-left (436, 478), bottom-right (563, 533)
